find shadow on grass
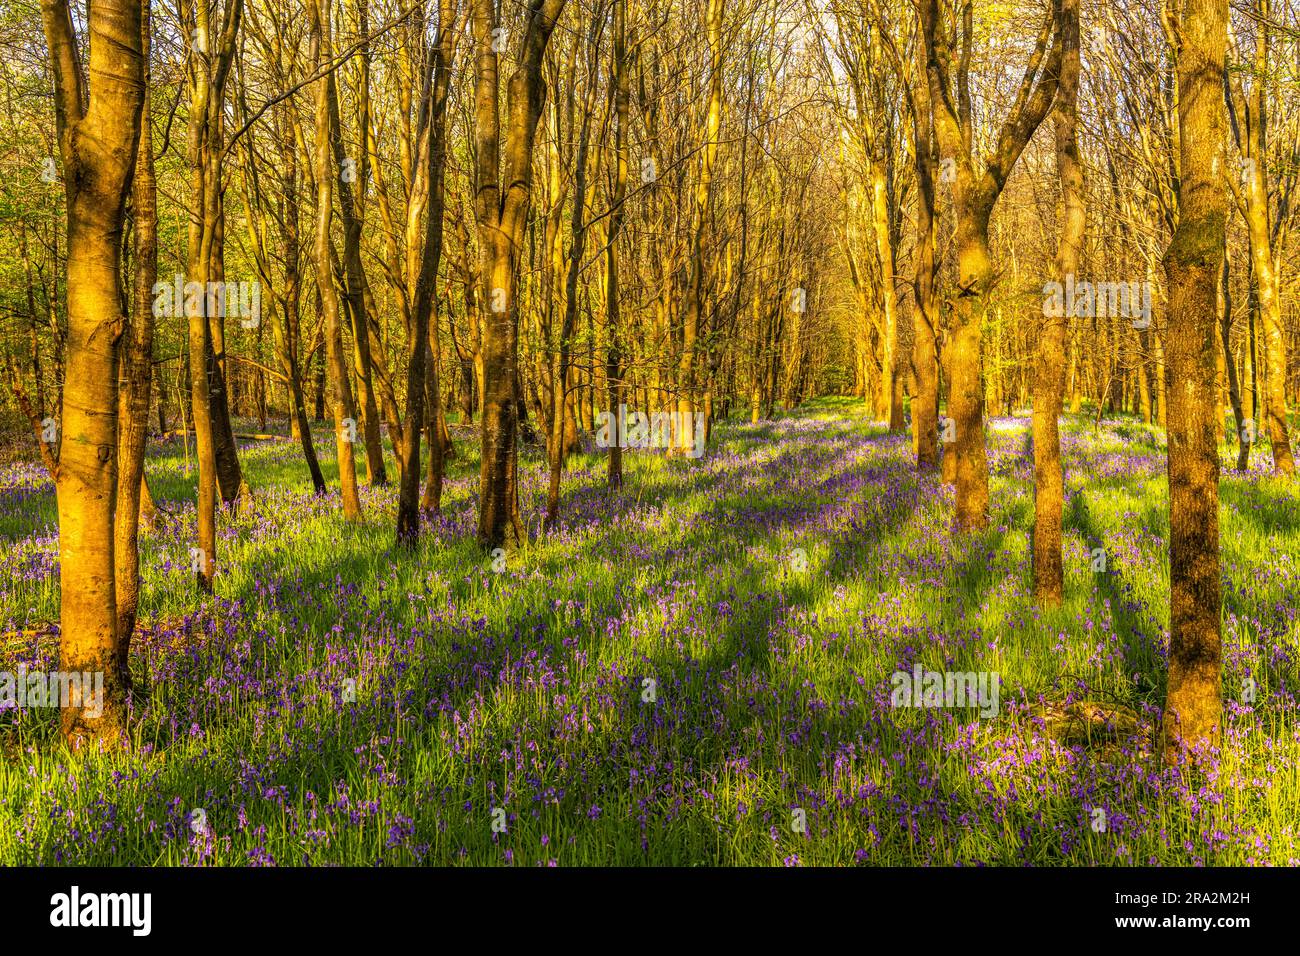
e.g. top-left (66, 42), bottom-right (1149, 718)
top-left (1067, 489), bottom-right (1164, 698)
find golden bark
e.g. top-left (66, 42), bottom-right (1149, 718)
top-left (676, 0), bottom-right (724, 454)
top-left (398, 0), bottom-right (459, 543)
top-left (308, 0), bottom-right (362, 521)
top-left (41, 0), bottom-right (145, 747)
top-left (921, 0), bottom-right (1063, 530)
top-left (1032, 0), bottom-right (1081, 607)
top-left (1229, 2), bottom-right (1294, 474)
top-left (471, 0), bottom-right (568, 549)
top-left (1161, 0), bottom-right (1226, 762)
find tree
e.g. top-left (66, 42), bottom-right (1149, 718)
top-left (1160, 0), bottom-right (1227, 762)
top-left (398, 0), bottom-right (460, 543)
top-left (604, 0), bottom-right (631, 489)
top-left (676, 0), bottom-right (726, 454)
top-left (1226, 0), bottom-right (1294, 475)
top-left (471, 0), bottom-right (569, 549)
top-left (186, 0), bottom-right (246, 592)
top-left (1032, 0), bottom-right (1081, 606)
top-left (328, 0), bottom-right (388, 487)
top-left (40, 0), bottom-right (145, 746)
top-left (116, 0), bottom-right (158, 668)
top-left (920, 0), bottom-right (1063, 530)
top-left (546, 7), bottom-right (606, 528)
top-left (308, 0), bottom-right (362, 521)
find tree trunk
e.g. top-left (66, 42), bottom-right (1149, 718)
top-left (421, 335), bottom-right (449, 512)
top-left (871, 159), bottom-right (904, 433)
top-left (910, 38), bottom-right (939, 470)
top-left (328, 4), bottom-right (388, 487)
top-left (921, 0), bottom-right (1062, 529)
top-left (1221, 258), bottom-right (1250, 471)
top-left (949, 209), bottom-right (994, 528)
top-left (472, 0), bottom-right (567, 549)
top-left (397, 1), bottom-right (456, 542)
top-left (185, 0), bottom-right (242, 593)
top-left (115, 0), bottom-right (157, 669)
top-left (546, 22), bottom-right (599, 528)
top-left (1032, 0), bottom-right (1081, 607)
top-left (43, 0), bottom-right (146, 747)
top-left (207, 188), bottom-right (247, 507)
top-left (676, 0), bottom-right (724, 454)
top-left (309, 0), bottom-right (361, 521)
top-left (276, 106), bottom-right (326, 492)
top-left (605, 0), bottom-right (629, 490)
top-left (1161, 0), bottom-right (1226, 762)
top-left (1236, 13), bottom-right (1295, 474)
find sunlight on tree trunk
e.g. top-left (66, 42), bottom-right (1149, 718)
top-left (1161, 0), bottom-right (1226, 764)
top-left (42, 0), bottom-right (145, 748)
top-left (1033, 0), bottom-right (1081, 607)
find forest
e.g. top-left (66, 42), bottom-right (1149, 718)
top-left (0, 0), bottom-right (1296, 872)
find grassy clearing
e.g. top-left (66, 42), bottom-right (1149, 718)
top-left (1, 400), bottom-right (1297, 865)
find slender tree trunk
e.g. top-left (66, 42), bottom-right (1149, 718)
top-left (1237, 17), bottom-right (1295, 474)
top-left (1221, 258), bottom-right (1250, 471)
top-left (276, 107), bottom-right (326, 492)
top-left (397, 1), bottom-right (456, 541)
top-left (546, 22), bottom-right (599, 528)
top-left (314, 344), bottom-right (326, 420)
top-left (186, 1), bottom-right (239, 592)
top-left (871, 159), bottom-right (904, 433)
top-left (207, 188), bottom-right (247, 507)
top-left (605, 0), bottom-right (629, 490)
top-left (472, 0), bottom-right (567, 549)
top-left (1162, 0), bottom-right (1226, 762)
top-left (911, 39), bottom-right (939, 470)
top-left (1033, 0), bottom-right (1081, 606)
top-left (309, 0), bottom-right (361, 520)
top-left (328, 2), bottom-right (387, 487)
top-left (1154, 329), bottom-right (1168, 427)
top-left (115, 0), bottom-right (156, 668)
top-left (1139, 326), bottom-right (1154, 424)
top-left (422, 335), bottom-right (448, 512)
top-left (676, 0), bottom-right (724, 454)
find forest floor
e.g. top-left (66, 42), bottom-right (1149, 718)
top-left (2, 398), bottom-right (1299, 865)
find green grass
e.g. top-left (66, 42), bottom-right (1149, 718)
top-left (0, 400), bottom-right (1298, 866)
